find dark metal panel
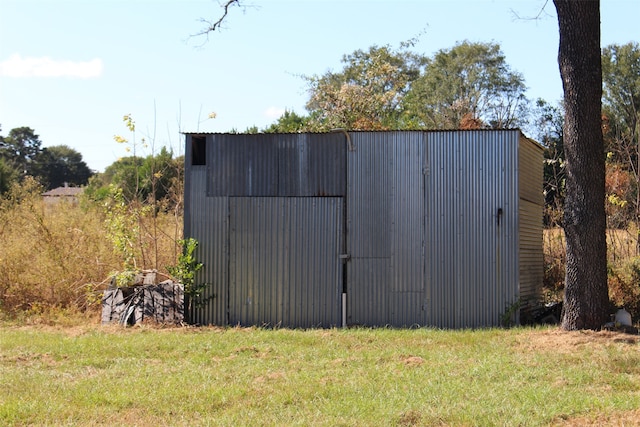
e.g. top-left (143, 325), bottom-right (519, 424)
top-left (389, 292), bottom-right (425, 327)
top-left (277, 133), bottom-right (347, 196)
top-left (187, 191), bottom-right (229, 326)
top-left (207, 133), bottom-right (346, 197)
top-left (277, 134), bottom-right (307, 196)
top-left (229, 197), bottom-right (343, 328)
top-left (389, 132), bottom-right (426, 293)
top-left (347, 258), bottom-right (389, 326)
top-left (208, 134), bottom-right (278, 196)
top-left (347, 132), bottom-right (391, 258)
top-left (307, 133), bottom-right (347, 196)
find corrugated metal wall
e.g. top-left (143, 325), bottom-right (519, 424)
top-left (425, 131), bottom-right (520, 327)
top-left (183, 162), bottom-right (229, 325)
top-left (228, 197), bottom-right (343, 328)
top-left (347, 132), bottom-right (391, 325)
top-left (183, 130), bottom-right (542, 328)
top-left (347, 132), bottom-right (426, 326)
top-left (207, 133), bottom-right (345, 197)
top-left (518, 135), bottom-right (544, 317)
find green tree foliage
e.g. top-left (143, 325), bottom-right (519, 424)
top-left (103, 184), bottom-right (142, 272)
top-left (0, 126), bottom-right (42, 176)
top-left (532, 99), bottom-right (565, 226)
top-left (404, 41), bottom-right (529, 129)
top-left (304, 44), bottom-right (426, 131)
top-left (535, 43), bottom-right (640, 232)
top-left (273, 41), bottom-right (528, 132)
top-left (31, 145), bottom-right (93, 189)
top-left (0, 157), bottom-right (17, 195)
top-left (263, 110), bottom-right (309, 133)
top-left (86, 147), bottom-right (183, 209)
top-left (602, 42), bottom-right (640, 155)
top-left (601, 42), bottom-right (640, 238)
top-left (0, 127), bottom-right (92, 191)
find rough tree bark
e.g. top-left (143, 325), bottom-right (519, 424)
top-left (554, 0), bottom-right (609, 330)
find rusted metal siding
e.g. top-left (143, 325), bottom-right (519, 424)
top-left (228, 197), bottom-right (343, 328)
top-left (424, 130), bottom-right (520, 328)
top-left (519, 199), bottom-right (544, 305)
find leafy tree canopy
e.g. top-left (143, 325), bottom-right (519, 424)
top-left (0, 157), bottom-right (17, 195)
top-left (86, 147), bottom-right (183, 209)
top-left (32, 145), bottom-right (93, 189)
top-left (404, 41), bottom-right (529, 129)
top-left (0, 126), bottom-right (42, 175)
top-left (602, 42), bottom-right (640, 159)
top-left (263, 110), bottom-right (309, 133)
top-left (304, 44), bottom-right (426, 131)
top-left (263, 41), bottom-right (529, 133)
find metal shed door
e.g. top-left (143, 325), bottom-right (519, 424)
top-left (229, 197), bottom-right (343, 328)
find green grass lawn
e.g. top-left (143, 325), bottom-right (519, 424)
top-left (1, 324), bottom-right (639, 426)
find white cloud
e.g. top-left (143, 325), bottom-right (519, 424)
top-left (0, 54), bottom-right (103, 78)
top-left (263, 106), bottom-right (285, 120)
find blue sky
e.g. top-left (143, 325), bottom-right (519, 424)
top-left (0, 0), bottom-right (638, 172)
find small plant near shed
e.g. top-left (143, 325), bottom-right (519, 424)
top-left (500, 299), bottom-right (521, 328)
top-left (167, 238), bottom-right (207, 308)
top-left (104, 184), bottom-right (146, 272)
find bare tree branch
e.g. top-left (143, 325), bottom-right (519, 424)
top-left (510, 0), bottom-right (552, 21)
top-left (189, 0), bottom-right (244, 44)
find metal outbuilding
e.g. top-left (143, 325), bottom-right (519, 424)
top-left (183, 130), bottom-right (543, 328)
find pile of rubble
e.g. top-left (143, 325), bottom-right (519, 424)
top-left (101, 270), bottom-right (184, 326)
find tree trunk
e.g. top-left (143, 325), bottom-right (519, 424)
top-left (554, 0), bottom-right (609, 330)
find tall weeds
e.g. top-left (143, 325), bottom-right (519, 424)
top-left (544, 227), bottom-right (640, 319)
top-left (0, 178), bottom-right (182, 318)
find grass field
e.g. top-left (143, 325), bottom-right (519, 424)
top-left (1, 323), bottom-right (639, 426)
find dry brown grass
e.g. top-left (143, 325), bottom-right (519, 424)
top-left (551, 409), bottom-right (640, 426)
top-left (544, 227), bottom-right (640, 263)
top-left (518, 328), bottom-right (639, 353)
top-left (0, 179), bottom-right (183, 317)
top-left (544, 228), bottom-right (640, 318)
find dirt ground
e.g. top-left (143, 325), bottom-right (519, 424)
top-left (524, 328), bottom-right (639, 352)
top-left (521, 329), bottom-right (640, 426)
